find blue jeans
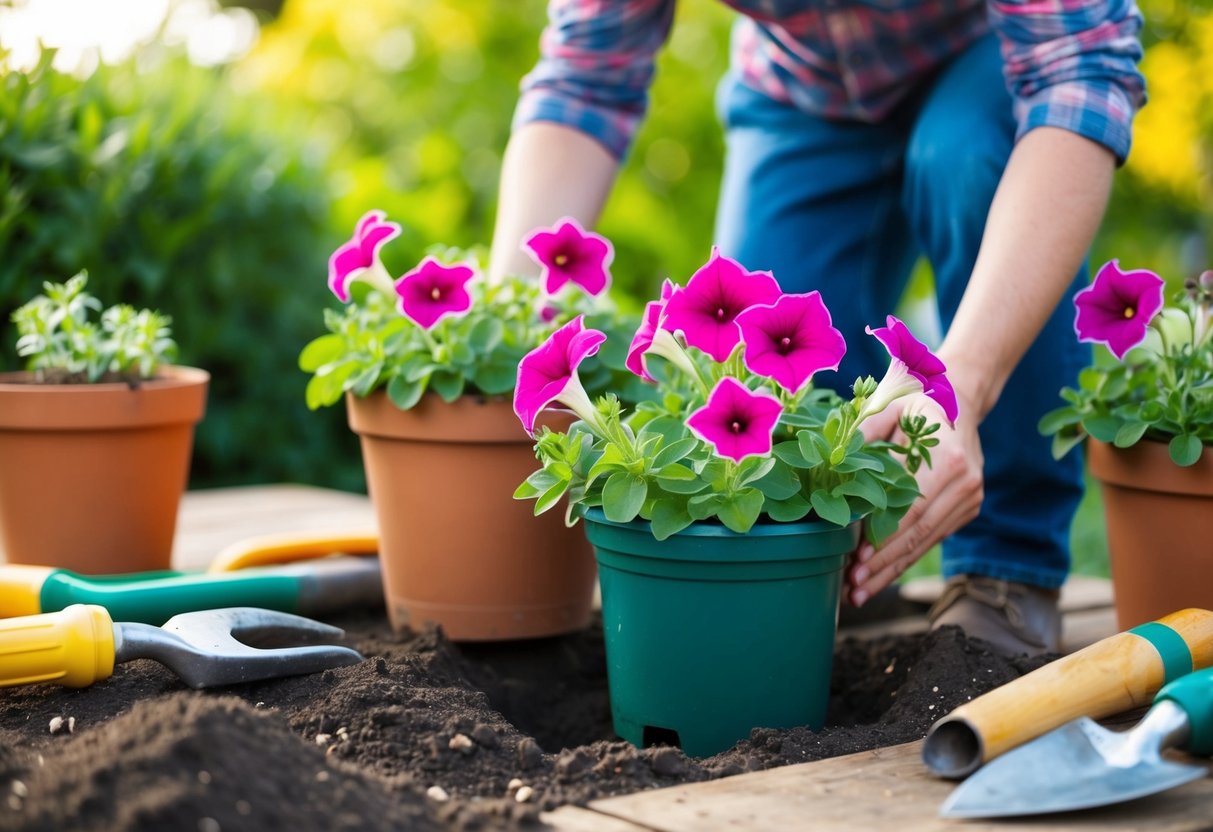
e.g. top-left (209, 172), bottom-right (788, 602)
top-left (713, 34), bottom-right (1087, 590)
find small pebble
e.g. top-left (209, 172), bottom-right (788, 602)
top-left (315, 771), bottom-right (330, 782)
top-left (514, 786), bottom-right (534, 804)
top-left (254, 702), bottom-right (266, 709)
top-left (67, 717), bottom-right (75, 734)
top-left (470, 725), bottom-right (498, 749)
top-left (315, 734), bottom-right (331, 746)
top-left (235, 800), bottom-right (252, 816)
top-left (448, 733), bottom-right (474, 753)
top-left (426, 786), bottom-right (450, 803)
top-left (10, 781), bottom-right (27, 798)
top-left (48, 717), bottom-right (64, 735)
top-left (516, 738), bottom-right (543, 770)
top-left (197, 818), bottom-right (220, 832)
top-left (197, 771), bottom-right (212, 784)
top-left (375, 657), bottom-right (389, 674)
top-left (336, 727), bottom-right (348, 737)
top-left (507, 778), bottom-right (524, 793)
top-left (7, 795), bottom-right (21, 811)
top-left (932, 686), bottom-right (939, 693)
top-left (928, 705), bottom-right (935, 710)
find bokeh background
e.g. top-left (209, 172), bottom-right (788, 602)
top-left (1, 0), bottom-right (1208, 576)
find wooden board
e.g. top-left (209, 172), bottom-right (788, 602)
top-left (172, 484), bottom-right (376, 571)
top-left (574, 740), bottom-right (1213, 832)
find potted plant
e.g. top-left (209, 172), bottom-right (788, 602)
top-left (512, 248), bottom-right (955, 756)
top-left (0, 273), bottom-right (208, 574)
top-left (1039, 261), bottom-right (1213, 629)
top-left (300, 211), bottom-right (623, 640)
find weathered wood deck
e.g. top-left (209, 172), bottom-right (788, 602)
top-left (175, 486), bottom-right (1208, 832)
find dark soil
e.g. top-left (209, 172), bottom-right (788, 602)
top-left (0, 607), bottom-right (1048, 831)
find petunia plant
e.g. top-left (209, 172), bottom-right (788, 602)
top-left (513, 247), bottom-right (956, 542)
top-left (1039, 260), bottom-right (1213, 466)
top-left (301, 211), bottom-right (627, 411)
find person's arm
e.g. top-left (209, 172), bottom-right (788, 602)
top-left (849, 128), bottom-right (1114, 605)
top-left (489, 0), bottom-right (675, 281)
top-left (846, 0), bottom-right (1146, 605)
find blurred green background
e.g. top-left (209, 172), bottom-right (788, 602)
top-left (1, 0), bottom-right (1209, 576)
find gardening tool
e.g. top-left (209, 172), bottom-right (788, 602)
top-left (939, 665), bottom-right (1213, 817)
top-left (0, 533), bottom-right (383, 626)
top-left (0, 603), bottom-right (363, 689)
top-left (922, 607), bottom-right (1213, 779)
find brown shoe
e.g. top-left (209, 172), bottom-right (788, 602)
top-left (928, 575), bottom-right (1061, 657)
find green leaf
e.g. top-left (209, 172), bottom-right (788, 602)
top-left (525, 469), bottom-right (561, 492)
top-left (655, 463), bottom-right (696, 481)
top-left (386, 374), bottom-right (426, 410)
top-left (1037, 406), bottom-right (1082, 436)
top-left (1113, 420), bottom-right (1149, 448)
top-left (865, 510), bottom-right (901, 545)
top-left (717, 487), bottom-right (764, 533)
top-left (1050, 430), bottom-right (1086, 460)
top-left (884, 487), bottom-right (920, 508)
top-left (809, 489), bottom-right (851, 527)
top-left (298, 334), bottom-right (346, 372)
top-left (603, 473), bottom-right (648, 523)
top-left (796, 431), bottom-right (824, 466)
top-left (513, 480), bottom-right (541, 500)
top-left (304, 361), bottom-right (357, 410)
top-left (430, 370), bottom-right (465, 403)
top-left (1169, 434), bottom-right (1203, 467)
top-left (650, 498), bottom-right (694, 541)
top-left (586, 442), bottom-right (630, 486)
top-left (687, 493), bottom-right (723, 520)
top-left (750, 460), bottom-right (802, 500)
top-left (1083, 414), bottom-right (1123, 443)
top-left (831, 453), bottom-right (883, 473)
top-left (833, 472), bottom-right (887, 510)
top-left (765, 492), bottom-right (811, 522)
top-left (472, 361), bottom-right (517, 395)
top-left (534, 479), bottom-right (571, 515)
top-left (349, 364), bottom-right (383, 398)
top-left (772, 440), bottom-right (812, 468)
top-left (467, 317), bottom-right (505, 353)
top-left (654, 472), bottom-right (710, 494)
top-left (653, 437), bottom-right (699, 468)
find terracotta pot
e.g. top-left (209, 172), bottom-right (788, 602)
top-left (0, 367), bottom-right (209, 574)
top-left (346, 392), bottom-right (597, 640)
top-left (1086, 438), bottom-right (1213, 629)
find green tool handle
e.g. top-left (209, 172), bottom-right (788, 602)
top-left (40, 570), bottom-right (300, 625)
top-left (1156, 665), bottom-right (1213, 756)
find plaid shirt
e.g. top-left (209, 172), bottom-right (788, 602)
top-left (514, 0), bottom-right (1146, 162)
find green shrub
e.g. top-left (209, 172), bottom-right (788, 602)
top-left (0, 48), bottom-right (363, 489)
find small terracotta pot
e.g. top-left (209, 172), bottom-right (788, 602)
top-left (0, 367), bottom-right (209, 574)
top-left (1086, 438), bottom-right (1213, 629)
top-left (346, 392), bottom-right (597, 640)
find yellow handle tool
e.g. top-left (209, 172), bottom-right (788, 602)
top-left (923, 607), bottom-right (1213, 778)
top-left (207, 530), bottom-right (379, 573)
top-left (0, 604), bottom-right (116, 688)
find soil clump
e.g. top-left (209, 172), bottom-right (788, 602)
top-left (0, 608), bottom-right (1047, 831)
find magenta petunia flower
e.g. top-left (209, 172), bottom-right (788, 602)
top-left (328, 210), bottom-right (401, 302)
top-left (394, 257), bottom-right (476, 330)
top-left (686, 377), bottom-right (784, 463)
top-left (514, 315), bottom-right (608, 435)
top-left (662, 248), bottom-right (781, 363)
top-left (864, 316), bottom-right (958, 425)
top-left (626, 279), bottom-right (677, 382)
top-left (735, 292), bottom-right (847, 395)
top-left (1073, 260), bottom-right (1165, 359)
top-left (522, 218), bottom-right (613, 297)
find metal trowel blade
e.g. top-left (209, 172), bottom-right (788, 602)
top-left (939, 717), bottom-right (1206, 818)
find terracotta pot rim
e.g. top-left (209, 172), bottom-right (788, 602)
top-left (346, 391), bottom-right (570, 444)
top-left (1086, 437), bottom-right (1213, 497)
top-left (0, 366), bottom-right (209, 430)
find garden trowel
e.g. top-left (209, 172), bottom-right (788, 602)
top-left (940, 665), bottom-right (1213, 818)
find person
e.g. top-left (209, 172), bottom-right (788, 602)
top-left (488, 1), bottom-right (1146, 656)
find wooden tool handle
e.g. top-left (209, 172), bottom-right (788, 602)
top-left (923, 607), bottom-right (1213, 778)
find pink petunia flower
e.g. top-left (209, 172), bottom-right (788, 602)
top-left (863, 316), bottom-right (959, 426)
top-left (1073, 260), bottom-right (1165, 359)
top-left (328, 210), bottom-right (401, 302)
top-left (626, 279), bottom-right (678, 382)
top-left (514, 315), bottom-right (608, 435)
top-left (735, 292), bottom-right (847, 395)
top-left (662, 248), bottom-right (781, 363)
top-left (686, 377), bottom-right (783, 463)
top-left (394, 257), bottom-right (476, 330)
top-left (522, 218), bottom-right (613, 297)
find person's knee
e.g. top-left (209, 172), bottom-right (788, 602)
top-left (902, 119), bottom-right (1007, 221)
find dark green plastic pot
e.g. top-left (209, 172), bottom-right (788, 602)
top-left (582, 507), bottom-right (859, 758)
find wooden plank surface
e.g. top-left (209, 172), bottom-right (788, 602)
top-left (172, 484), bottom-right (376, 571)
top-left (581, 740), bottom-right (1213, 832)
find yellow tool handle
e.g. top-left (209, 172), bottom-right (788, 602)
top-left (924, 607), bottom-right (1213, 777)
top-left (0, 604), bottom-right (116, 689)
top-left (207, 530), bottom-right (379, 573)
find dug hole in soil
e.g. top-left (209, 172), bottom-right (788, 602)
top-left (0, 604), bottom-right (1047, 832)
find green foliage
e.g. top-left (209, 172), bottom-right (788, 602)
top-left (0, 47), bottom-right (356, 488)
top-left (1039, 284), bottom-right (1213, 466)
top-left (11, 272), bottom-right (176, 383)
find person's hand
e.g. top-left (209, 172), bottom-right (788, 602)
top-left (845, 392), bottom-right (984, 606)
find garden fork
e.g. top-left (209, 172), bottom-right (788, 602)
top-left (0, 604), bottom-right (363, 689)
